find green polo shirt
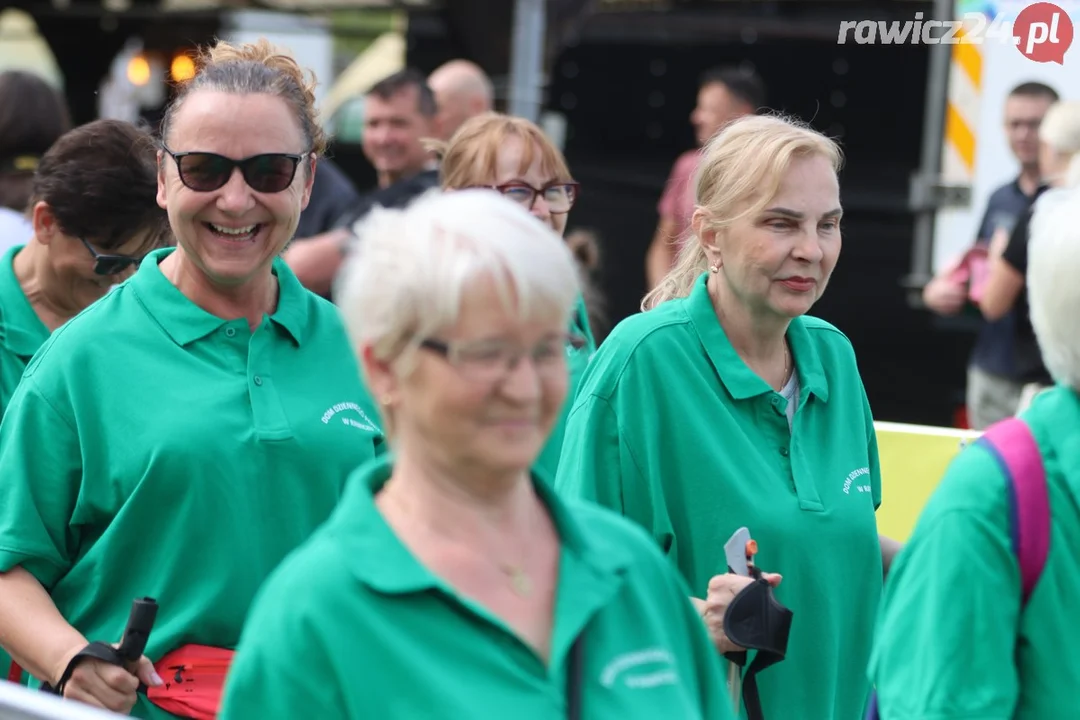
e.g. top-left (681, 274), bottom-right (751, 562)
top-left (0, 245), bottom-right (50, 684)
top-left (869, 385), bottom-right (1080, 719)
top-left (0, 247), bottom-right (383, 719)
top-left (0, 245), bottom-right (49, 416)
top-left (554, 272), bottom-right (883, 720)
top-left (219, 454), bottom-right (734, 720)
top-left (534, 293), bottom-right (597, 482)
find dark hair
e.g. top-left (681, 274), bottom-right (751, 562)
top-left (565, 228), bottom-right (609, 339)
top-left (1009, 81), bottom-right (1059, 102)
top-left (367, 69), bottom-right (437, 118)
top-left (0, 71), bottom-right (72, 213)
top-left (30, 119), bottom-right (168, 251)
top-left (700, 66), bottom-right (767, 112)
top-left (160, 39), bottom-right (327, 157)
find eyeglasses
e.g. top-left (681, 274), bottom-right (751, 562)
top-left (475, 182), bottom-right (581, 214)
top-left (161, 145), bottom-right (309, 194)
top-left (420, 333), bottom-right (586, 383)
top-left (80, 237), bottom-right (145, 276)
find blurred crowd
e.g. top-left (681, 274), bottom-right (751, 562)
top-left (0, 31), bottom-right (1077, 720)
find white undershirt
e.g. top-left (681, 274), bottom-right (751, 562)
top-left (780, 369), bottom-right (800, 431)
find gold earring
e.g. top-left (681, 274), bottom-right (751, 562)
top-left (381, 395), bottom-right (394, 406)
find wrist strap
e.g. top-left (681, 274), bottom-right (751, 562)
top-left (43, 642), bottom-right (128, 696)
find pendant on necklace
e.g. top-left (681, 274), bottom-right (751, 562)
top-left (502, 565), bottom-right (532, 597)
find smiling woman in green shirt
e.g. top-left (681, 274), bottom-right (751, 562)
top-left (0, 118), bottom-right (168, 416)
top-left (219, 188), bottom-right (733, 720)
top-left (0, 40), bottom-right (383, 718)
top-left (0, 118), bottom-right (168, 686)
top-left (555, 114), bottom-right (887, 720)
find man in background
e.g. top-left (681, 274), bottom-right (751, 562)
top-left (922, 81), bottom-right (1058, 429)
top-left (645, 66), bottom-right (766, 290)
top-left (428, 59), bottom-right (494, 140)
top-left (284, 69), bottom-right (439, 297)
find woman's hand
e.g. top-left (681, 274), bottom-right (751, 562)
top-left (696, 572), bottom-right (783, 654)
top-left (57, 643), bottom-right (162, 715)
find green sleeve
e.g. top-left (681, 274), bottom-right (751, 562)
top-left (0, 378), bottom-right (82, 588)
top-left (676, 571), bottom-right (736, 719)
top-left (869, 445), bottom-right (1021, 719)
top-left (219, 562), bottom-right (348, 719)
top-left (554, 395), bottom-right (676, 556)
top-left (627, 518), bottom-right (735, 720)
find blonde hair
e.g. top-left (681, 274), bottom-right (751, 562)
top-left (1038, 100), bottom-right (1080, 188)
top-left (1028, 186), bottom-right (1080, 391)
top-left (161, 38), bottom-right (327, 156)
top-left (424, 112), bottom-right (573, 190)
top-left (642, 114), bottom-right (843, 310)
top-left (336, 188), bottom-right (580, 381)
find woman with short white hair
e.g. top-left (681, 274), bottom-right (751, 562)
top-left (868, 190), bottom-right (1080, 718)
top-left (218, 188), bottom-right (734, 719)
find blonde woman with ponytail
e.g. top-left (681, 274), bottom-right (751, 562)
top-left (556, 114), bottom-right (885, 720)
top-left (979, 100), bottom-right (1080, 411)
top-left (0, 39), bottom-right (383, 718)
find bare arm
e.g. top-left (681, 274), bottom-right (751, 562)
top-left (645, 217), bottom-right (679, 291)
top-left (282, 228), bottom-right (351, 296)
top-left (980, 259), bottom-right (1024, 321)
top-left (0, 566), bottom-right (161, 711)
top-left (0, 566), bottom-right (87, 684)
top-left (980, 226), bottom-right (1025, 322)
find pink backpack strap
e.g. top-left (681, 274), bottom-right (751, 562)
top-left (977, 417), bottom-right (1051, 607)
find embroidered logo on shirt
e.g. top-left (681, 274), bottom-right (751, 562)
top-left (320, 401), bottom-right (380, 432)
top-left (843, 466), bottom-right (872, 495)
top-left (599, 648), bottom-right (679, 690)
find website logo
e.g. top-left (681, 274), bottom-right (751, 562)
top-left (837, 3), bottom-right (1073, 64)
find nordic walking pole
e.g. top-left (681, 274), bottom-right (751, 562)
top-left (723, 527), bottom-right (755, 716)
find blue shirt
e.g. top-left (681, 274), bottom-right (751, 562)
top-left (970, 178), bottom-right (1040, 379)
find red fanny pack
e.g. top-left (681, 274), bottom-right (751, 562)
top-left (145, 645), bottom-right (235, 720)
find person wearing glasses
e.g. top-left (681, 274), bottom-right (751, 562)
top-left (218, 188), bottom-right (734, 720)
top-left (0, 39), bottom-right (383, 718)
top-left (428, 112), bottom-right (595, 481)
top-left (0, 117), bottom-right (165, 687)
top-left (0, 118), bottom-right (166, 416)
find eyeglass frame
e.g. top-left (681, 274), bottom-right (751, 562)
top-left (470, 181), bottom-right (582, 214)
top-left (79, 237), bottom-right (146, 276)
top-left (419, 333), bottom-right (587, 382)
top-left (159, 144), bottom-right (310, 194)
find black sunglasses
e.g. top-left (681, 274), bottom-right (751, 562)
top-left (80, 237), bottom-right (145, 276)
top-left (161, 145), bottom-right (309, 194)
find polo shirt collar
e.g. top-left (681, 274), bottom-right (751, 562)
top-left (684, 271), bottom-right (829, 403)
top-left (0, 245), bottom-right (50, 359)
top-left (339, 454), bottom-right (635, 596)
top-left (131, 247), bottom-right (310, 347)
